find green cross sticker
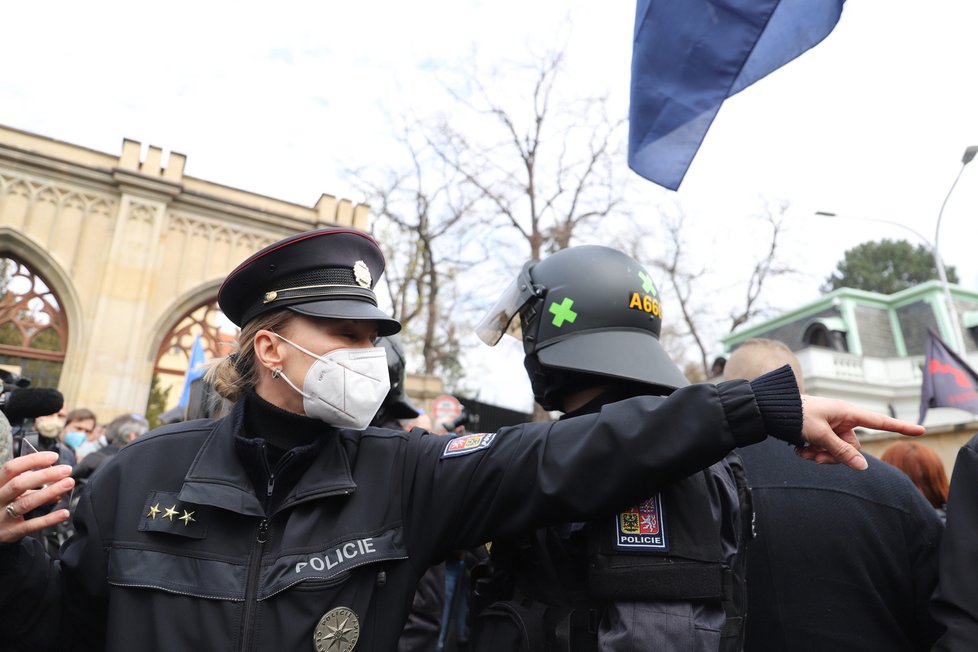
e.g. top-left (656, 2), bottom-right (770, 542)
top-left (638, 271), bottom-right (657, 296)
top-left (549, 297), bottom-right (578, 327)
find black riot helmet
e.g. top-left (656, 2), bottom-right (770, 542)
top-left (476, 245), bottom-right (688, 409)
top-left (374, 334), bottom-right (421, 421)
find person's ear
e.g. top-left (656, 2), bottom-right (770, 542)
top-left (253, 330), bottom-right (286, 373)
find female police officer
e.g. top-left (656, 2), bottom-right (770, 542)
top-left (0, 228), bottom-right (923, 651)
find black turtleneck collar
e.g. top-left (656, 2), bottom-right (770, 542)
top-left (236, 390), bottom-right (334, 510)
top-left (242, 389), bottom-right (329, 450)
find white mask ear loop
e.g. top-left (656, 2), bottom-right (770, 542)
top-left (268, 332), bottom-right (316, 399)
top-left (273, 366), bottom-right (311, 399)
top-left (270, 331), bottom-right (320, 359)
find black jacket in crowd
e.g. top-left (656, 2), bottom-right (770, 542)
top-left (737, 437), bottom-right (943, 652)
top-left (0, 368), bottom-right (800, 652)
top-left (932, 432), bottom-right (978, 651)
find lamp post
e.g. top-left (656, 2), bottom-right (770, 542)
top-left (932, 145), bottom-right (978, 352)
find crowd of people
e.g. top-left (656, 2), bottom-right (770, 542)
top-left (0, 227), bottom-right (974, 652)
top-left (7, 403), bottom-right (151, 560)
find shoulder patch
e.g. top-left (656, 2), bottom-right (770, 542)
top-left (614, 493), bottom-right (668, 552)
top-left (139, 490), bottom-right (207, 539)
top-left (441, 432), bottom-right (497, 458)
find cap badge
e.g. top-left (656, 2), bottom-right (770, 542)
top-left (353, 260), bottom-right (371, 288)
top-left (314, 606), bottom-right (360, 651)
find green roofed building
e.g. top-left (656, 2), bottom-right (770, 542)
top-left (722, 280), bottom-right (978, 472)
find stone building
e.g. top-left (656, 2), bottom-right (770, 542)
top-left (0, 123), bottom-right (370, 421)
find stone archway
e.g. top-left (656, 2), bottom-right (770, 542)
top-left (152, 298), bottom-right (239, 417)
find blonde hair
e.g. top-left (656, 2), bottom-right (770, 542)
top-left (724, 338), bottom-right (805, 392)
top-left (206, 310), bottom-right (295, 403)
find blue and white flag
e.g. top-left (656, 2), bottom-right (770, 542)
top-left (628, 0), bottom-right (844, 190)
top-left (177, 335), bottom-right (207, 410)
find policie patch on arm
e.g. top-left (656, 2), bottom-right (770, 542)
top-left (614, 493), bottom-right (668, 552)
top-left (441, 432), bottom-right (497, 458)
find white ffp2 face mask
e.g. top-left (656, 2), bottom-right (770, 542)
top-left (272, 333), bottom-right (390, 430)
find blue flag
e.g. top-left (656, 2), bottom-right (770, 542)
top-left (919, 330), bottom-right (978, 424)
top-left (177, 335), bottom-right (207, 410)
top-left (628, 0), bottom-right (844, 190)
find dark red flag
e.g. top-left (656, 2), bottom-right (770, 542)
top-left (919, 330), bottom-right (978, 424)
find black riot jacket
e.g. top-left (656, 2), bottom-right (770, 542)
top-left (0, 369), bottom-right (799, 652)
top-left (473, 390), bottom-right (749, 652)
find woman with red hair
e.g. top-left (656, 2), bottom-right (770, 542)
top-left (881, 441), bottom-right (949, 523)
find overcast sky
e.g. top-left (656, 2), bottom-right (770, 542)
top-left (4, 1), bottom-right (978, 410)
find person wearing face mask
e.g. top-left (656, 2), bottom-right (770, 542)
top-left (62, 408), bottom-right (101, 461)
top-left (31, 411), bottom-right (74, 465)
top-left (0, 228), bottom-right (927, 652)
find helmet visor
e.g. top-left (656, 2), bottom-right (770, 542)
top-left (475, 262), bottom-right (536, 346)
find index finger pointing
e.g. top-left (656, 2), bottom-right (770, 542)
top-left (848, 410), bottom-right (925, 437)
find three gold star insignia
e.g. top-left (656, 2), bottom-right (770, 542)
top-left (146, 499), bottom-right (199, 527)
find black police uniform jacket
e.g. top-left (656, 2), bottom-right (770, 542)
top-left (933, 432), bottom-right (978, 651)
top-left (0, 372), bottom-right (799, 652)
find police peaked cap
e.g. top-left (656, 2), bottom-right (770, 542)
top-left (218, 228), bottom-right (401, 335)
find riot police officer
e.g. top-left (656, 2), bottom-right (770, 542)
top-left (472, 245), bottom-right (749, 651)
top-left (0, 228), bottom-right (923, 651)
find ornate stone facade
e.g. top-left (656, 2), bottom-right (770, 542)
top-left (0, 124), bottom-right (370, 420)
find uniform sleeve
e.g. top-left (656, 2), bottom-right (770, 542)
top-left (932, 438), bottom-right (978, 650)
top-left (0, 476), bottom-right (110, 650)
top-left (402, 377), bottom-right (772, 558)
top-left (0, 536), bottom-right (64, 649)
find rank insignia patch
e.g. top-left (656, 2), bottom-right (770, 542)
top-left (441, 432), bottom-right (497, 458)
top-left (138, 491), bottom-right (207, 539)
top-left (614, 493), bottom-right (668, 552)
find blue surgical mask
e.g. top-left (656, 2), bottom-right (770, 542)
top-left (64, 431), bottom-right (86, 449)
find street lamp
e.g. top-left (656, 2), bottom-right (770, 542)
top-left (932, 145), bottom-right (978, 352)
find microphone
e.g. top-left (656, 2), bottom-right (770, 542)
top-left (1, 387), bottom-right (65, 424)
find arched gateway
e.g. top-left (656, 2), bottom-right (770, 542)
top-left (0, 124), bottom-right (370, 422)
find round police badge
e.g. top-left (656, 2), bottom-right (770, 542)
top-left (314, 607), bottom-right (360, 651)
